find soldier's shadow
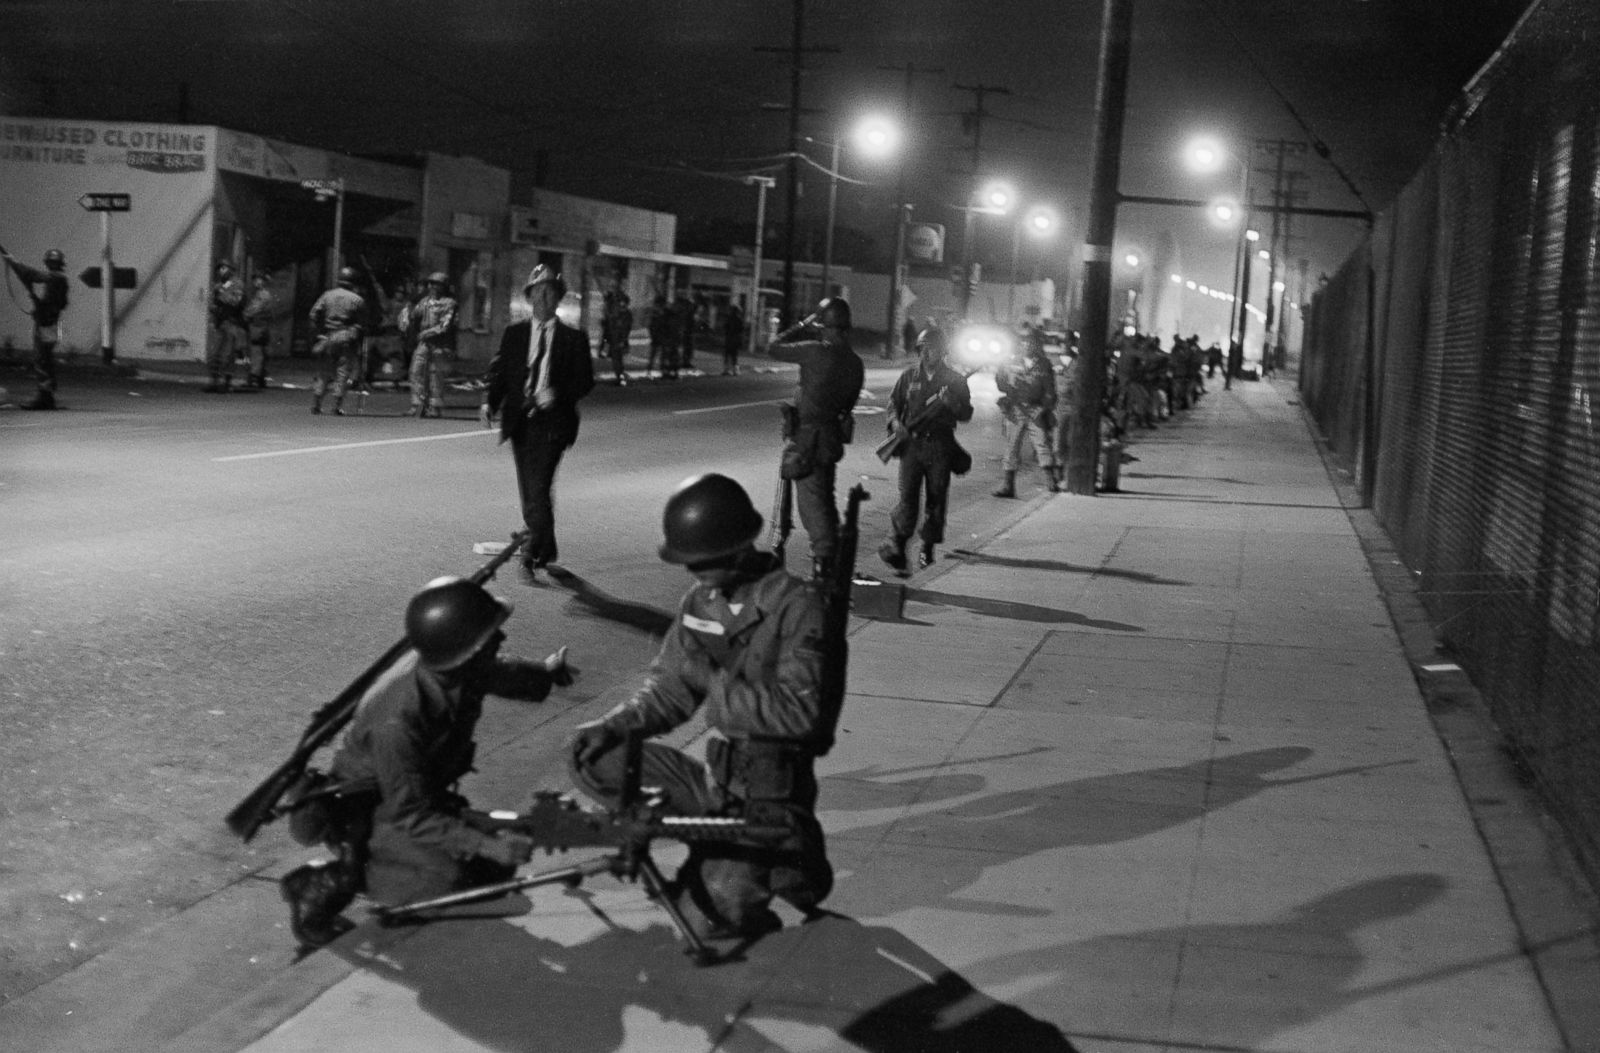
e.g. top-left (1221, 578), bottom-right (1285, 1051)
top-left (335, 908), bottom-right (1079, 1053)
top-left (823, 746), bottom-right (1415, 918)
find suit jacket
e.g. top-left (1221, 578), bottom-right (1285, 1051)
top-left (484, 318), bottom-right (595, 448)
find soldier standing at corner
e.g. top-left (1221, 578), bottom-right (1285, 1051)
top-left (1, 246), bottom-right (69, 410)
top-left (993, 325), bottom-right (1060, 497)
top-left (307, 267), bottom-right (368, 416)
top-left (206, 262), bottom-right (247, 393)
top-left (768, 297), bottom-right (865, 579)
top-left (408, 272), bottom-right (458, 418)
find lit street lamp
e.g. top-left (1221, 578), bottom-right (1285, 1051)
top-left (1008, 204), bottom-right (1058, 323)
top-left (1186, 135), bottom-right (1254, 385)
top-left (805, 114), bottom-right (899, 304)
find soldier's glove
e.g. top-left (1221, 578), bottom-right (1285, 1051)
top-left (480, 830), bottom-right (534, 867)
top-left (542, 646), bottom-right (577, 687)
top-left (479, 403), bottom-right (496, 429)
top-left (571, 720), bottom-right (622, 766)
top-left (535, 387), bottom-right (557, 411)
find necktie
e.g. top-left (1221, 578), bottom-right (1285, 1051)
top-left (526, 323), bottom-right (548, 411)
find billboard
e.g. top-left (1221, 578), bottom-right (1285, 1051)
top-left (0, 118), bottom-right (216, 361)
top-left (905, 222), bottom-right (946, 265)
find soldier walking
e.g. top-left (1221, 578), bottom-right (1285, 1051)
top-left (408, 272), bottom-right (458, 418)
top-left (307, 267), bottom-right (367, 415)
top-left (769, 297), bottom-right (865, 579)
top-left (1, 246), bottom-right (69, 410)
top-left (993, 326), bottom-right (1060, 497)
top-left (878, 328), bottom-right (973, 572)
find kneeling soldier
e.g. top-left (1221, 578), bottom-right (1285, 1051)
top-left (280, 576), bottom-right (575, 948)
top-left (570, 473), bottom-right (834, 940)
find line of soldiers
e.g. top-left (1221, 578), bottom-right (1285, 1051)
top-left (1111, 331), bottom-right (1211, 431)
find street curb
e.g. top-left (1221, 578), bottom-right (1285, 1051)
top-left (1290, 379), bottom-right (1600, 1052)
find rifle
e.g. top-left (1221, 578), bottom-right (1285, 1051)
top-left (769, 474), bottom-right (794, 564)
top-left (223, 530), bottom-right (530, 842)
top-left (875, 386), bottom-right (953, 463)
top-left (371, 733), bottom-right (789, 965)
top-left (816, 483), bottom-right (866, 753)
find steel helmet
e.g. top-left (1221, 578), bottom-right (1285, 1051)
top-left (216, 261), bottom-right (235, 278)
top-left (816, 297), bottom-right (852, 330)
top-left (43, 249), bottom-right (65, 270)
top-left (658, 474), bottom-right (763, 565)
top-left (336, 266), bottom-right (359, 288)
top-left (916, 327), bottom-right (947, 356)
top-left (524, 264), bottom-right (565, 295)
top-left (426, 271), bottom-right (449, 286)
top-left (404, 576), bottom-right (513, 671)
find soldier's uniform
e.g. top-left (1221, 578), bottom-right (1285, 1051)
top-left (881, 341), bottom-right (973, 569)
top-left (769, 299), bottom-right (864, 575)
top-left (995, 335), bottom-right (1059, 495)
top-left (207, 266), bottom-right (247, 392)
top-left (409, 279), bottom-right (458, 417)
top-left (308, 277), bottom-right (368, 415)
top-left (572, 548), bottom-right (834, 935)
top-left (2, 250), bottom-right (69, 409)
top-left (242, 278), bottom-right (277, 389)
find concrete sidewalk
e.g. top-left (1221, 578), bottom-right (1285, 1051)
top-left (166, 377), bottom-right (1595, 1053)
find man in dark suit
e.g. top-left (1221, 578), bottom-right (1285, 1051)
top-left (480, 265), bottom-right (595, 581)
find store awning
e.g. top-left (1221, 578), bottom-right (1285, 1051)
top-left (595, 243), bottom-right (728, 270)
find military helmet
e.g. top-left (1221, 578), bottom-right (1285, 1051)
top-left (524, 264), bottom-right (565, 295)
top-left (216, 261), bottom-right (235, 277)
top-left (43, 249), bottom-right (65, 269)
top-left (404, 576), bottom-right (512, 671)
top-left (426, 271), bottom-right (449, 286)
top-left (916, 327), bottom-right (947, 356)
top-left (336, 266), bottom-right (359, 288)
top-left (816, 296), bottom-right (852, 330)
top-left (658, 473), bottom-right (763, 565)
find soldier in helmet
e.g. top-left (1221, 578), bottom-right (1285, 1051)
top-left (407, 271), bottom-right (458, 418)
top-left (206, 261), bottom-right (248, 393)
top-left (878, 328), bottom-right (974, 573)
top-left (278, 576), bottom-right (576, 948)
top-left (307, 266), bottom-right (368, 415)
top-left (480, 265), bottom-right (595, 580)
top-left (768, 297), bottom-right (865, 579)
top-left (571, 473), bottom-right (834, 941)
top-left (1, 246), bottom-right (70, 410)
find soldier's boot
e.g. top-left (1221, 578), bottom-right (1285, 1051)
top-left (332, 396), bottom-right (346, 417)
top-left (918, 543), bottom-right (936, 570)
top-left (280, 861), bottom-right (358, 950)
top-left (1047, 465), bottom-right (1062, 493)
top-left (877, 538), bottom-right (908, 572)
top-left (310, 396), bottom-right (323, 415)
top-left (220, 375), bottom-right (234, 393)
top-left (992, 470), bottom-right (1017, 499)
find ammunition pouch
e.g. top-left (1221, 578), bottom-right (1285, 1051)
top-left (950, 439), bottom-right (973, 477)
top-left (706, 737), bottom-right (811, 806)
top-left (779, 432), bottom-right (816, 481)
top-left (283, 768), bottom-right (377, 848)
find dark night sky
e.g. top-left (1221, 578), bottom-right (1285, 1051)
top-left (2, 0), bottom-right (1529, 295)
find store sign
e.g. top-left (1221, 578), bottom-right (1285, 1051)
top-left (906, 222), bottom-right (945, 264)
top-left (1, 119), bottom-right (208, 174)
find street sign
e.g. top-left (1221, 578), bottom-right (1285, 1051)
top-left (299, 179), bottom-right (343, 191)
top-left (79, 193), bottom-right (131, 212)
top-left (80, 266), bottom-right (138, 290)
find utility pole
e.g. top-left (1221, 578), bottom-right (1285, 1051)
top-left (755, 0), bottom-right (837, 327)
top-left (745, 175), bottom-right (775, 359)
top-left (1065, 0), bottom-right (1134, 495)
top-left (878, 61), bottom-right (942, 358)
top-left (1255, 140), bottom-right (1306, 367)
top-left (953, 82), bottom-right (1011, 320)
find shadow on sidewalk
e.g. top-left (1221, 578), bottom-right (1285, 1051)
top-left (906, 589), bottom-right (1145, 631)
top-left (545, 566), bottom-right (675, 637)
top-left (949, 549), bottom-right (1191, 586)
top-left (334, 909), bottom-right (1079, 1052)
top-left (959, 874), bottom-right (1451, 1050)
top-left (826, 747), bottom-right (1419, 918)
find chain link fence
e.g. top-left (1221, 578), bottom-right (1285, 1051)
top-left (1302, 0), bottom-right (1600, 889)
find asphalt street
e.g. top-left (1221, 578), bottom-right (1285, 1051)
top-left (0, 355), bottom-right (1040, 1009)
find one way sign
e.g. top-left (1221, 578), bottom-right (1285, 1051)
top-left (79, 193), bottom-right (132, 212)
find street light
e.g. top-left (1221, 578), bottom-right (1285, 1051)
top-left (1007, 205), bottom-right (1058, 323)
top-left (1187, 135), bottom-right (1255, 383)
top-left (806, 114), bottom-right (900, 304)
top-left (956, 179), bottom-right (1015, 319)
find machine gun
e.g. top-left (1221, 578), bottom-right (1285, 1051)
top-left (370, 734), bottom-right (789, 965)
top-left (223, 530), bottom-right (529, 843)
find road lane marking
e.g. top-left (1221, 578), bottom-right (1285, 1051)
top-left (213, 430), bottom-right (492, 462)
top-left (672, 399), bottom-right (785, 417)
